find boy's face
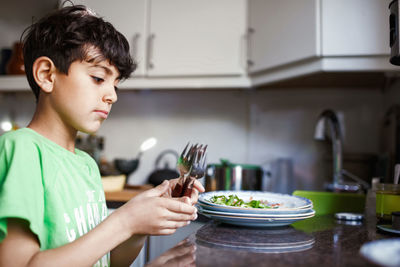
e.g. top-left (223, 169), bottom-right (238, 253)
top-left (49, 58), bottom-right (119, 134)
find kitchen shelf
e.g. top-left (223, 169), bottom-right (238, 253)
top-left (0, 76), bottom-right (30, 91)
top-left (0, 75), bottom-right (251, 91)
top-left (2, 57), bottom-right (397, 91)
top-left (251, 56), bottom-right (400, 87)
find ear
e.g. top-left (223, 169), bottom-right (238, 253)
top-left (32, 56), bottom-right (56, 93)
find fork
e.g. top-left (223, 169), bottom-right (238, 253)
top-left (181, 147), bottom-right (207, 197)
top-left (171, 143), bottom-right (197, 197)
top-left (177, 143), bottom-right (196, 176)
top-left (171, 143), bottom-right (207, 197)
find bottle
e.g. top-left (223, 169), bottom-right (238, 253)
top-left (6, 42), bottom-right (25, 75)
top-left (365, 177), bottom-right (380, 221)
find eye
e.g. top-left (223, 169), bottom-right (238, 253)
top-left (91, 76), bottom-right (104, 83)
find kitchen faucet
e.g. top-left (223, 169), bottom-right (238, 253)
top-left (314, 109), bottom-right (369, 192)
top-left (315, 109), bottom-right (344, 191)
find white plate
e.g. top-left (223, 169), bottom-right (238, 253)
top-left (377, 225), bottom-right (400, 235)
top-left (198, 205), bottom-right (315, 218)
top-left (360, 238), bottom-right (400, 267)
top-left (197, 201), bottom-right (313, 215)
top-left (199, 191), bottom-right (312, 214)
top-left (199, 211), bottom-right (315, 227)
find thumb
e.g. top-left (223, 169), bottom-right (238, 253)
top-left (143, 180), bottom-right (170, 197)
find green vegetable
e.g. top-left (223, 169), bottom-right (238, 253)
top-left (209, 194), bottom-right (280, 209)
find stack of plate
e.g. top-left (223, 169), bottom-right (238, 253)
top-left (197, 190), bottom-right (315, 227)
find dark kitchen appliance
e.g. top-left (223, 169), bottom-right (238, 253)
top-left (205, 159), bottom-right (263, 191)
top-left (390, 0), bottom-right (400, 65)
top-left (113, 137), bottom-right (157, 184)
top-left (148, 149), bottom-right (180, 186)
top-left (381, 104), bottom-right (400, 182)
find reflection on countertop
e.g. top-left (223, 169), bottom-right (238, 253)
top-left (196, 223), bottom-right (314, 253)
top-left (146, 214), bottom-right (399, 267)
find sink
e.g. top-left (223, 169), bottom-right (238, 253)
top-left (292, 190), bottom-right (366, 215)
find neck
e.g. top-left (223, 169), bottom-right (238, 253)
top-left (28, 103), bottom-right (77, 153)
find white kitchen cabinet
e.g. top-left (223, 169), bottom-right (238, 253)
top-left (248, 0), bottom-right (395, 83)
top-left (248, 0), bottom-right (320, 73)
top-left (73, 0), bottom-right (246, 77)
top-left (73, 0), bottom-right (147, 76)
top-left (147, 0), bottom-right (247, 77)
top-left (1, 0), bottom-right (399, 91)
top-left (321, 0), bottom-right (390, 56)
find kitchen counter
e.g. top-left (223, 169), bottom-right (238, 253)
top-left (146, 213), bottom-right (399, 267)
top-left (105, 185), bottom-right (153, 209)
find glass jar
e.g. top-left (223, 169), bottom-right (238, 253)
top-left (376, 184), bottom-right (400, 222)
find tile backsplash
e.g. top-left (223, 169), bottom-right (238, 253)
top-left (0, 86), bottom-right (384, 190)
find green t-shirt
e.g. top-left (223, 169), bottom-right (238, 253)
top-left (0, 128), bottom-right (110, 267)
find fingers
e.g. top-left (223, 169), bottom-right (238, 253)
top-left (175, 180), bottom-right (204, 205)
top-left (165, 210), bottom-right (197, 222)
top-left (175, 196), bottom-right (192, 205)
top-left (189, 189), bottom-right (199, 205)
top-left (161, 220), bottom-right (191, 229)
top-left (142, 180), bottom-right (170, 198)
top-left (163, 198), bottom-right (196, 214)
top-left (156, 229), bottom-right (177, 236)
top-left (169, 177), bottom-right (180, 185)
top-left (193, 180), bottom-right (205, 193)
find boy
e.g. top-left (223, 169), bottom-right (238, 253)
top-left (0, 5), bottom-right (203, 267)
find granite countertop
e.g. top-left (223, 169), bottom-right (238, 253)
top-left (146, 213), bottom-right (399, 267)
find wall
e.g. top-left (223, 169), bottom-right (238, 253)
top-left (248, 87), bottom-right (383, 191)
top-left (0, 0), bottom-right (58, 49)
top-left (384, 79), bottom-right (400, 107)
top-left (0, 87), bottom-right (383, 191)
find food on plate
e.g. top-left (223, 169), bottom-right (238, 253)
top-left (209, 194), bottom-right (282, 209)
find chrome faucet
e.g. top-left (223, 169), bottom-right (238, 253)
top-left (314, 109), bottom-right (344, 190)
top-left (314, 109), bottom-right (370, 192)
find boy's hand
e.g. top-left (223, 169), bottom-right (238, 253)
top-left (116, 180), bottom-right (197, 236)
top-left (165, 178), bottom-right (205, 205)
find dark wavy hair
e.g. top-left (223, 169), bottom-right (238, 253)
top-left (22, 4), bottom-right (136, 100)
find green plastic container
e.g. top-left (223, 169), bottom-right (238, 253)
top-left (292, 190), bottom-right (366, 215)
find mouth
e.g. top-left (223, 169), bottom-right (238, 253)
top-left (94, 110), bottom-right (109, 119)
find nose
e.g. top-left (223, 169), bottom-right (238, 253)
top-left (103, 84), bottom-right (118, 104)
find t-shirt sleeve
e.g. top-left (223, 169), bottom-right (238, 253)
top-left (0, 134), bottom-right (44, 244)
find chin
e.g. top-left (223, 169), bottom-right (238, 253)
top-left (77, 123), bottom-right (102, 134)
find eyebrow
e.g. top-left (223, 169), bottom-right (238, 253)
top-left (90, 64), bottom-right (114, 75)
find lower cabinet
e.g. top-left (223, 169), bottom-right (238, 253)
top-left (126, 220), bottom-right (204, 267)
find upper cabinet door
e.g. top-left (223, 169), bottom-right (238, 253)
top-left (248, 0), bottom-right (320, 73)
top-left (70, 0), bottom-right (147, 76)
top-left (321, 0), bottom-right (391, 56)
top-left (147, 0), bottom-right (247, 77)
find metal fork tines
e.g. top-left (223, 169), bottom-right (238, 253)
top-left (189, 145), bottom-right (207, 179)
top-left (172, 142), bottom-right (208, 197)
top-left (178, 143), bottom-right (198, 175)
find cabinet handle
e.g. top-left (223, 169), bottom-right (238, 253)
top-left (240, 33), bottom-right (247, 71)
top-left (246, 28), bottom-right (255, 69)
top-left (131, 33), bottom-right (140, 60)
top-left (147, 34), bottom-right (155, 70)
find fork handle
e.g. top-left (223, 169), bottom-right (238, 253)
top-left (171, 176), bottom-right (185, 197)
top-left (181, 177), bottom-right (195, 198)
